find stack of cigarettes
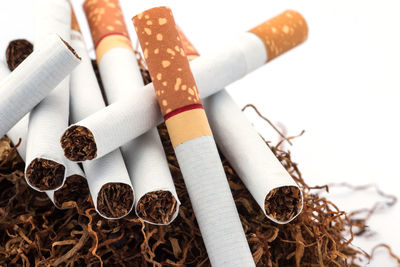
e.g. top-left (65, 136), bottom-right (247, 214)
top-left (1, 0), bottom-right (308, 264)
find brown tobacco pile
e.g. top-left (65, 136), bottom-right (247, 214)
top-left (1, 120), bottom-right (390, 266)
top-left (136, 190), bottom-right (178, 224)
top-left (0, 43), bottom-right (398, 266)
top-left (61, 125), bottom-right (97, 161)
top-left (97, 183), bottom-right (134, 218)
top-left (265, 186), bottom-right (302, 222)
top-left (25, 158), bottom-right (65, 190)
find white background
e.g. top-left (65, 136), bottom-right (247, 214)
top-left (1, 0), bottom-right (400, 265)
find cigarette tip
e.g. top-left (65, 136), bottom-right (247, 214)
top-left (59, 36), bottom-right (82, 60)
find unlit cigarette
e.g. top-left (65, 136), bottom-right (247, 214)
top-left (179, 28), bottom-right (303, 224)
top-left (45, 161), bottom-right (88, 209)
top-left (68, 5), bottom-right (134, 219)
top-left (61, 10), bottom-right (308, 161)
top-left (133, 7), bottom-right (254, 266)
top-left (25, 0), bottom-right (76, 192)
top-left (1, 57), bottom-right (88, 210)
top-left (79, 0), bottom-right (179, 224)
top-left (0, 34), bottom-right (80, 139)
top-left (8, 114), bottom-right (88, 209)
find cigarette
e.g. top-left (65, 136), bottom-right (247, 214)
top-left (1, 53), bottom-right (88, 210)
top-left (0, 34), bottom-right (80, 139)
top-left (45, 161), bottom-right (88, 209)
top-left (24, 0), bottom-right (76, 192)
top-left (178, 28), bottom-right (303, 224)
top-left (61, 10), bottom-right (308, 162)
top-left (68, 4), bottom-right (134, 219)
top-left (78, 0), bottom-right (179, 224)
top-left (133, 7), bottom-right (255, 266)
top-left (7, 114), bottom-right (88, 209)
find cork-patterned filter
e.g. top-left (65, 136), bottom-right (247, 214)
top-left (83, 0), bottom-right (134, 63)
top-left (133, 7), bottom-right (202, 117)
top-left (83, 0), bottom-right (130, 46)
top-left (249, 10), bottom-right (308, 62)
top-left (176, 27), bottom-right (199, 61)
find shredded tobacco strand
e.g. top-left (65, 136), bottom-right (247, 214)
top-left (25, 158), bottom-right (65, 190)
top-left (97, 183), bottom-right (134, 218)
top-left (61, 125), bottom-right (97, 161)
top-left (136, 190), bottom-right (177, 224)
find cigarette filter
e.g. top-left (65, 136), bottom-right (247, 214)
top-left (61, 10), bottom-right (308, 162)
top-left (67, 5), bottom-right (134, 219)
top-left (1, 59), bottom-right (88, 210)
top-left (76, 0), bottom-right (179, 224)
top-left (133, 7), bottom-right (255, 266)
top-left (0, 34), bottom-right (80, 139)
top-left (25, 0), bottom-right (75, 192)
top-left (178, 28), bottom-right (303, 224)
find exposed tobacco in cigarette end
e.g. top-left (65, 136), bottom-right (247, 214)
top-left (264, 186), bottom-right (302, 222)
top-left (25, 158), bottom-right (65, 190)
top-left (54, 174), bottom-right (89, 208)
top-left (97, 183), bottom-right (134, 218)
top-left (60, 37), bottom-right (81, 60)
top-left (61, 125), bottom-right (97, 161)
top-left (136, 190), bottom-right (177, 224)
top-left (5, 39), bottom-right (33, 71)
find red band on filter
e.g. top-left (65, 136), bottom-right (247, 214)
top-left (164, 103), bottom-right (203, 121)
top-left (83, 0), bottom-right (131, 46)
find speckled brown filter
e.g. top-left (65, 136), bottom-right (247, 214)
top-left (249, 10), bottom-right (308, 62)
top-left (83, 0), bottom-right (133, 63)
top-left (133, 7), bottom-right (212, 148)
top-left (133, 7), bottom-right (202, 116)
top-left (83, 0), bottom-right (130, 46)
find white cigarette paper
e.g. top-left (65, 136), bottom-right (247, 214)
top-left (203, 90), bottom-right (303, 224)
top-left (7, 114), bottom-right (86, 209)
top-left (1, 60), bottom-right (86, 210)
top-left (98, 45), bottom-right (180, 225)
top-left (78, 0), bottom-right (179, 223)
top-left (63, 32), bottom-right (269, 160)
top-left (69, 28), bottom-right (134, 219)
top-left (132, 7), bottom-right (254, 265)
top-left (180, 27), bottom-right (303, 223)
top-left (175, 137), bottom-right (254, 266)
top-left (25, 0), bottom-right (74, 192)
top-left (0, 34), bottom-right (79, 138)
